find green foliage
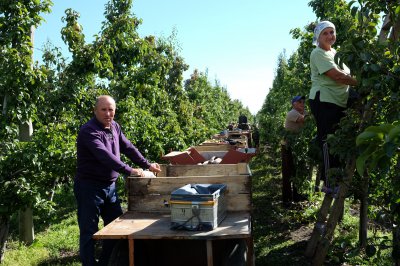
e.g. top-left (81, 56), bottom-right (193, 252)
top-left (257, 0), bottom-right (400, 262)
top-left (356, 123), bottom-right (400, 176)
top-left (257, 50), bottom-right (316, 189)
top-left (0, 0), bottom-right (51, 123)
top-left (0, 0), bottom-right (53, 217)
top-left (0, 0), bottom-right (250, 227)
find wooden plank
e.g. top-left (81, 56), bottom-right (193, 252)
top-left (206, 240), bottom-right (213, 266)
top-left (129, 239), bottom-right (134, 266)
top-left (193, 145), bottom-right (232, 151)
top-left (128, 175), bottom-right (250, 195)
top-left (246, 236), bottom-right (254, 266)
top-left (161, 151), bottom-right (203, 165)
top-left (156, 163), bottom-right (250, 177)
top-left (220, 149), bottom-right (255, 164)
top-left (129, 193), bottom-right (250, 212)
top-left (93, 211), bottom-right (251, 240)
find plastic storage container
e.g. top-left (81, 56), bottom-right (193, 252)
top-left (170, 184), bottom-right (227, 231)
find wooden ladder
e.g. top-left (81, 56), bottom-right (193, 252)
top-left (305, 158), bottom-right (356, 265)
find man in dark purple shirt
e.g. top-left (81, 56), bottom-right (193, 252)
top-left (74, 95), bottom-right (161, 266)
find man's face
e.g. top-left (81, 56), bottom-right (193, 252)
top-left (293, 99), bottom-right (305, 113)
top-left (94, 97), bottom-right (115, 128)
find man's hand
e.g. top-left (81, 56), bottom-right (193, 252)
top-left (149, 163), bottom-right (161, 173)
top-left (131, 168), bottom-right (145, 177)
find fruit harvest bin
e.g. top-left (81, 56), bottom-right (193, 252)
top-left (93, 160), bottom-right (254, 266)
top-left (170, 184), bottom-right (227, 231)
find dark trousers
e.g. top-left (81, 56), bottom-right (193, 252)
top-left (281, 144), bottom-right (301, 203)
top-left (74, 178), bottom-right (123, 266)
top-left (309, 92), bottom-right (346, 186)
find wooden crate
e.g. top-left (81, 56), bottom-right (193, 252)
top-left (162, 147), bottom-right (255, 165)
top-left (127, 174), bottom-right (252, 213)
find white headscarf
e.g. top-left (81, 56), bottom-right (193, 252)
top-left (313, 21), bottom-right (336, 46)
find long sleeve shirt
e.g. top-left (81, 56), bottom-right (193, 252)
top-left (75, 117), bottom-right (151, 183)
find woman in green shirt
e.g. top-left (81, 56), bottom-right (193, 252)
top-left (308, 21), bottom-right (357, 194)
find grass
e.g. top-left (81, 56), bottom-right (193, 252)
top-left (3, 183), bottom-right (81, 266)
top-left (250, 152), bottom-right (393, 266)
top-left (1, 153), bottom-right (394, 265)
top-left (251, 153), bottom-right (314, 265)
top-left (3, 213), bottom-right (80, 266)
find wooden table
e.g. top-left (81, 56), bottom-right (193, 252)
top-left (93, 211), bottom-right (253, 266)
top-left (94, 165), bottom-right (254, 266)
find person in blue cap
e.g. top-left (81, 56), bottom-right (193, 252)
top-left (285, 96), bottom-right (307, 133)
top-left (281, 95), bottom-right (307, 206)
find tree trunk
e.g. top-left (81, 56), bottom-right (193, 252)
top-left (17, 25), bottom-right (35, 245)
top-left (394, 224), bottom-right (400, 266)
top-left (359, 174), bottom-right (369, 249)
top-left (393, 158), bottom-right (400, 266)
top-left (2, 94), bottom-right (7, 115)
top-left (48, 178), bottom-right (58, 202)
top-left (0, 215), bottom-right (10, 263)
top-left (19, 208), bottom-right (34, 244)
top-left (18, 121), bottom-right (35, 244)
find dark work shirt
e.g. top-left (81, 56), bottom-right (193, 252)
top-left (75, 117), bottom-right (151, 183)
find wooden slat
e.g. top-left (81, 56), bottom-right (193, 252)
top-left (193, 144), bottom-right (232, 151)
top-left (129, 239), bottom-right (134, 266)
top-left (198, 151), bottom-right (228, 160)
top-left (156, 163), bottom-right (250, 177)
top-left (128, 175), bottom-right (250, 195)
top-left (206, 240), bottom-right (213, 266)
top-left (129, 193), bottom-right (250, 212)
top-left (93, 211), bottom-right (251, 240)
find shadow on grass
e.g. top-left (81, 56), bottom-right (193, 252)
top-left (256, 240), bottom-right (310, 266)
top-left (37, 254), bottom-right (80, 266)
top-left (251, 153), bottom-right (313, 266)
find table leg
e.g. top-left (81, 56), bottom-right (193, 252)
top-left (245, 237), bottom-right (254, 266)
top-left (206, 240), bottom-right (213, 266)
top-left (129, 239), bottom-right (134, 266)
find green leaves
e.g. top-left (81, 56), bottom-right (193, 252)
top-left (356, 124), bottom-right (400, 176)
top-left (2, 0), bottom-right (252, 220)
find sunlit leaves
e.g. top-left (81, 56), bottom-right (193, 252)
top-left (356, 124), bottom-right (400, 176)
top-left (1, 0), bottom-right (252, 221)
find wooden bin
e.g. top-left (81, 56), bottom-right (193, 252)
top-left (94, 163), bottom-right (254, 266)
top-left (127, 172), bottom-right (251, 213)
top-left (162, 147), bottom-right (256, 165)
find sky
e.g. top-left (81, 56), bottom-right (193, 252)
top-left (33, 0), bottom-right (317, 114)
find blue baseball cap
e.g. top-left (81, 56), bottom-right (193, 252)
top-left (291, 95), bottom-right (305, 104)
